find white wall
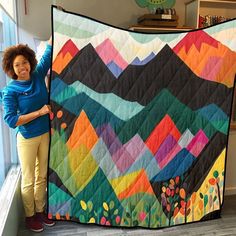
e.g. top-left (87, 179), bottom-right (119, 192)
top-left (16, 0), bottom-right (186, 47)
top-left (16, 0), bottom-right (53, 48)
top-left (16, 0), bottom-right (236, 196)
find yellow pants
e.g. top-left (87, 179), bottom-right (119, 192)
top-left (17, 132), bottom-right (49, 217)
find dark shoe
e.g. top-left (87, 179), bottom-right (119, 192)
top-left (25, 216), bottom-right (44, 233)
top-left (36, 212), bottom-right (55, 227)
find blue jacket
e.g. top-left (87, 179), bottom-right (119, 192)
top-left (2, 44), bottom-right (52, 138)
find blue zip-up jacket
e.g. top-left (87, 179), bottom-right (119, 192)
top-left (2, 44), bottom-right (52, 138)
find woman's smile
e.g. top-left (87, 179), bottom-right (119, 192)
top-left (13, 55), bottom-right (31, 80)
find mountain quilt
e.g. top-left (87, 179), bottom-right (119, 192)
top-left (48, 6), bottom-right (236, 228)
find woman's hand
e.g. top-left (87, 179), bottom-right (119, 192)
top-left (48, 36), bottom-right (52, 46)
top-left (15, 105), bottom-right (51, 126)
top-left (56, 5), bottom-right (64, 11)
top-left (38, 105), bottom-right (51, 116)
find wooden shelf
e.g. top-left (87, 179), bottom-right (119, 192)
top-left (185, 0), bottom-right (236, 28)
top-left (230, 122), bottom-right (236, 130)
top-left (199, 0), bottom-right (236, 4)
top-left (136, 14), bottom-right (178, 28)
top-left (129, 25), bottom-right (192, 33)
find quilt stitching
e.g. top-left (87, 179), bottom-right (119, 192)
top-left (48, 6), bottom-right (236, 228)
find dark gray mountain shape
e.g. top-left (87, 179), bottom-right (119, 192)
top-left (52, 43), bottom-right (233, 116)
top-left (183, 131), bottom-right (227, 194)
top-left (50, 100), bottom-right (77, 141)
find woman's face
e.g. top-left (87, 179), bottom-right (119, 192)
top-left (13, 55), bottom-right (31, 80)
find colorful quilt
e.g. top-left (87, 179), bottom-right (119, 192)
top-left (48, 6), bottom-right (236, 228)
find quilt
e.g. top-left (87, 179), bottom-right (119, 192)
top-left (48, 6), bottom-right (236, 228)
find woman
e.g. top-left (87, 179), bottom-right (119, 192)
top-left (1, 39), bottom-right (55, 233)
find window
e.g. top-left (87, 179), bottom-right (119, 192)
top-left (0, 0), bottom-right (16, 20)
top-left (0, 2), bottom-right (18, 190)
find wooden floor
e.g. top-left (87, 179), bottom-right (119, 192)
top-left (18, 195), bottom-right (236, 236)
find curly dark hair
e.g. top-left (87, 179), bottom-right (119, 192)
top-left (2, 44), bottom-right (37, 80)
